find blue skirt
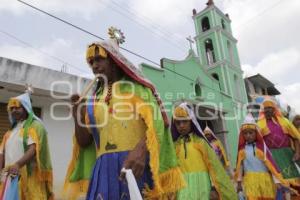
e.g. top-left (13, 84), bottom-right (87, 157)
top-left (86, 151), bottom-right (153, 200)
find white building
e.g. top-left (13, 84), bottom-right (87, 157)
top-left (0, 56), bottom-right (91, 197)
top-left (244, 73), bottom-right (281, 102)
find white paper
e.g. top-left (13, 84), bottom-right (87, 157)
top-left (121, 168), bottom-right (143, 200)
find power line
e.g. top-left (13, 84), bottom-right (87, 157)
top-left (107, 3), bottom-right (186, 52)
top-left (1, 28), bottom-right (195, 85)
top-left (14, 0), bottom-right (210, 84)
top-left (12, 0), bottom-right (198, 83)
top-left (107, 1), bottom-right (186, 52)
top-left (1, 26), bottom-right (195, 83)
top-left (109, 0), bottom-right (187, 48)
top-left (0, 28), bottom-right (90, 74)
top-left (13, 0), bottom-right (269, 95)
top-left (17, 0), bottom-right (105, 41)
top-left (164, 0), bottom-right (286, 84)
top-left (236, 0), bottom-right (284, 32)
top-left (16, 0), bottom-right (167, 67)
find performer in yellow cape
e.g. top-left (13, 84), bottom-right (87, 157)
top-left (203, 125), bottom-right (230, 170)
top-left (0, 91), bottom-right (53, 200)
top-left (62, 136), bottom-right (96, 199)
top-left (257, 99), bottom-right (300, 185)
top-left (171, 102), bottom-right (237, 200)
top-left (63, 27), bottom-right (185, 200)
top-left (235, 113), bottom-right (294, 200)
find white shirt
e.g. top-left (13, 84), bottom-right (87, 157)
top-left (1, 122), bottom-right (35, 166)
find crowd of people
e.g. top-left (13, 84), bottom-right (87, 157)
top-left (0, 32), bottom-right (300, 200)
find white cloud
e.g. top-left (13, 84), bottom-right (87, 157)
top-left (126, 0), bottom-right (300, 64)
top-left (220, 0), bottom-right (300, 65)
top-left (277, 83), bottom-right (300, 114)
top-left (242, 48), bottom-right (300, 113)
top-left (0, 38), bottom-right (91, 77)
top-left (222, 0), bottom-right (300, 113)
top-left (242, 48), bottom-right (300, 85)
top-left (128, 0), bottom-right (193, 26)
top-left (1, 0), bottom-right (299, 111)
top-left (241, 64), bottom-right (257, 78)
top-left (0, 0), bottom-right (108, 19)
top-left (220, 0), bottom-right (300, 33)
top-left (255, 49), bottom-right (300, 82)
top-left (220, 0), bottom-right (276, 30)
top-left (0, 0), bottom-right (26, 15)
top-left (127, 0), bottom-right (200, 43)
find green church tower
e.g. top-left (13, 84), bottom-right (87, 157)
top-left (141, 0), bottom-right (248, 164)
top-left (193, 0), bottom-right (245, 101)
top-left (191, 0), bottom-right (248, 162)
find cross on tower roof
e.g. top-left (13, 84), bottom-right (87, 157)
top-left (186, 36), bottom-right (194, 50)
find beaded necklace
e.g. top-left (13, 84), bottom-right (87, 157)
top-left (104, 82), bottom-right (113, 105)
top-left (95, 82), bottom-right (118, 150)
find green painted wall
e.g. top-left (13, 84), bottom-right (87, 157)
top-left (141, 4), bottom-right (248, 165)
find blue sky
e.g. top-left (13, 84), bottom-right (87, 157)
top-left (0, 0), bottom-right (299, 114)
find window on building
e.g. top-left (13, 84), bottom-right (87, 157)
top-left (227, 40), bottom-right (234, 64)
top-left (212, 73), bottom-right (222, 91)
top-left (254, 85), bottom-right (261, 95)
top-left (205, 39), bottom-right (216, 65)
top-left (0, 103), bottom-right (10, 142)
top-left (221, 19), bottom-right (226, 30)
top-left (201, 17), bottom-right (210, 32)
top-left (234, 75), bottom-right (241, 100)
top-left (195, 83), bottom-right (202, 97)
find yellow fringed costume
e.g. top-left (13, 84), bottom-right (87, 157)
top-left (257, 99), bottom-right (300, 187)
top-left (0, 93), bottom-right (53, 200)
top-left (63, 35), bottom-right (185, 200)
top-left (235, 114), bottom-right (293, 200)
top-left (204, 126), bottom-right (230, 169)
top-left (172, 103), bottom-right (237, 200)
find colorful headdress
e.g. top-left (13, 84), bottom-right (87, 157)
top-left (85, 27), bottom-right (169, 127)
top-left (7, 98), bottom-right (21, 111)
top-left (86, 27), bottom-right (125, 66)
top-left (173, 106), bottom-right (191, 120)
top-left (256, 97), bottom-right (295, 136)
top-left (7, 86), bottom-right (41, 126)
top-left (238, 114), bottom-right (265, 151)
top-left (203, 125), bottom-right (213, 134)
top-left (171, 102), bottom-right (209, 143)
top-left (203, 125), bottom-right (218, 140)
top-left (262, 99), bottom-right (277, 108)
top-left (86, 44), bottom-right (108, 65)
top-left (235, 113), bottom-right (291, 187)
top-left (203, 123), bottom-right (230, 167)
top-left (259, 98), bottom-right (283, 118)
top-left (240, 113), bottom-right (257, 133)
